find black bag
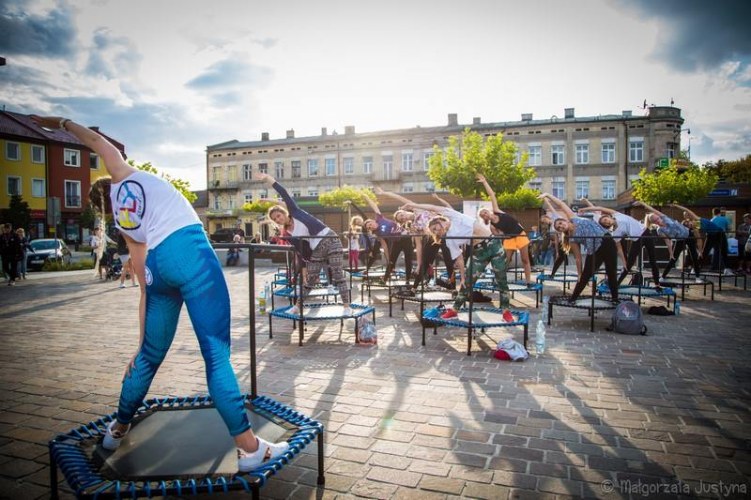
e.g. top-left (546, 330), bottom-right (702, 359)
top-left (647, 305), bottom-right (674, 316)
top-left (629, 272), bottom-right (644, 286)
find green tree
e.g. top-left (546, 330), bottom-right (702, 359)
top-left (633, 160), bottom-right (718, 205)
top-left (3, 194), bottom-right (31, 230)
top-left (79, 203), bottom-right (98, 230)
top-left (127, 160), bottom-right (197, 203)
top-left (427, 129), bottom-right (539, 206)
top-left (319, 186), bottom-right (376, 209)
top-left (242, 200), bottom-right (278, 213)
top-left (705, 154), bottom-right (751, 184)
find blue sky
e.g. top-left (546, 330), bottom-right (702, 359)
top-left (1, 0), bottom-right (749, 190)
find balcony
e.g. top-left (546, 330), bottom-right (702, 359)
top-left (209, 180), bottom-right (240, 191)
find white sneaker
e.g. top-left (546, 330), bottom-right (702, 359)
top-left (238, 437), bottom-right (290, 472)
top-left (723, 269), bottom-right (734, 276)
top-left (119, 283), bottom-right (126, 289)
top-left (327, 286), bottom-right (337, 294)
top-left (342, 307), bottom-right (352, 316)
top-left (695, 278), bottom-right (703, 284)
top-left (287, 305), bottom-right (299, 315)
top-left (102, 420), bottom-right (130, 450)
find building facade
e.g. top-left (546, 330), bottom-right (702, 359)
top-left (205, 106), bottom-right (684, 235)
top-left (0, 110), bottom-right (124, 242)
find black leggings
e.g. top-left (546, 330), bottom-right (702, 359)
top-left (570, 236), bottom-right (618, 301)
top-left (550, 243), bottom-right (569, 276)
top-left (662, 238), bottom-right (701, 278)
top-left (2, 254), bottom-right (18, 281)
top-left (618, 229), bottom-right (660, 285)
top-left (702, 232), bottom-right (727, 270)
top-left (414, 238), bottom-right (454, 287)
top-left (384, 235), bottom-right (414, 283)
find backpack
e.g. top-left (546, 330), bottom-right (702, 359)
top-left (607, 301), bottom-right (647, 335)
top-left (629, 271), bottom-right (644, 286)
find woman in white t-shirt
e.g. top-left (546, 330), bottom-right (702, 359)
top-left (30, 115), bottom-right (287, 472)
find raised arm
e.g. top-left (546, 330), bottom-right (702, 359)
top-left (403, 202), bottom-right (449, 213)
top-left (431, 193), bottom-right (453, 208)
top-left (540, 193), bottom-right (576, 220)
top-left (579, 197), bottom-right (594, 208)
top-left (254, 172), bottom-right (296, 212)
top-left (363, 195), bottom-right (382, 216)
top-left (373, 186), bottom-right (414, 206)
top-left (633, 200), bottom-right (665, 217)
top-left (670, 204), bottom-right (699, 221)
top-left (31, 115), bottom-right (135, 183)
top-left (476, 174), bottom-right (501, 213)
top-left (349, 201), bottom-right (368, 220)
top-left (578, 205), bottom-right (614, 215)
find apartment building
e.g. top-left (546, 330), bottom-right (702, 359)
top-left (0, 110), bottom-right (123, 242)
top-left (205, 106), bottom-right (684, 234)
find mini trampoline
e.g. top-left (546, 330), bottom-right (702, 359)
top-left (349, 269), bottom-right (406, 302)
top-left (646, 276), bottom-right (715, 301)
top-left (547, 295), bottom-right (622, 332)
top-left (49, 395), bottom-right (323, 500)
top-left (271, 285), bottom-right (339, 310)
top-left (49, 243), bottom-right (325, 500)
top-left (392, 288), bottom-right (455, 323)
top-left (269, 303), bottom-right (376, 346)
top-left (536, 272), bottom-right (587, 294)
top-left (596, 284), bottom-right (676, 310)
top-left (694, 269), bottom-right (748, 292)
top-left (474, 279), bottom-right (543, 308)
top-left (421, 307), bottom-right (529, 355)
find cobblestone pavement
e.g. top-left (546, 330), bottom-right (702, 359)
top-left (1, 266), bottom-right (750, 499)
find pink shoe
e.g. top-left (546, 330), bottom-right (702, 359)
top-left (440, 308), bottom-right (458, 319)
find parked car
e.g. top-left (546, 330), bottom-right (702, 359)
top-left (27, 239), bottom-right (72, 270)
top-left (210, 228), bottom-right (238, 243)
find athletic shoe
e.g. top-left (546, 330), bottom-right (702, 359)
top-left (287, 305), bottom-right (299, 315)
top-left (342, 307), bottom-right (352, 316)
top-left (440, 308), bottom-right (458, 319)
top-left (119, 283), bottom-right (126, 289)
top-left (102, 420), bottom-right (130, 450)
top-left (695, 278), bottom-right (703, 284)
top-left (238, 437), bottom-right (290, 472)
top-left (502, 310), bottom-right (514, 322)
top-left (132, 283), bottom-right (139, 287)
top-left (723, 269), bottom-right (734, 276)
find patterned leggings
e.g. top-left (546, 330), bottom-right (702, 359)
top-left (305, 235), bottom-right (350, 304)
top-left (116, 224), bottom-right (250, 436)
top-left (453, 239), bottom-right (510, 310)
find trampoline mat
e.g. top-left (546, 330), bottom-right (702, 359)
top-left (94, 407), bottom-right (292, 481)
top-left (539, 273), bottom-right (579, 282)
top-left (550, 296), bottom-right (617, 309)
top-left (610, 286), bottom-right (673, 297)
top-left (451, 310), bottom-right (526, 327)
top-left (275, 287), bottom-right (338, 298)
top-left (277, 303), bottom-right (372, 319)
top-left (476, 281), bottom-right (539, 292)
top-left (397, 290), bottom-right (454, 302)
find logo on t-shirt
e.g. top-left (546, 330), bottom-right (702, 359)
top-left (144, 265), bottom-right (153, 286)
top-left (115, 181), bottom-right (146, 230)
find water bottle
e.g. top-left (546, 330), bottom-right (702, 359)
top-left (258, 283), bottom-right (267, 314)
top-left (535, 317), bottom-right (546, 357)
top-left (674, 300), bottom-right (680, 316)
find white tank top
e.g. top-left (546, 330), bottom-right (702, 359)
top-left (110, 170), bottom-right (201, 249)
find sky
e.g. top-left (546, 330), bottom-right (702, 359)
top-left (1, 0), bottom-right (750, 191)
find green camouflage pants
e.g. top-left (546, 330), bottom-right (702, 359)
top-left (453, 238), bottom-right (510, 310)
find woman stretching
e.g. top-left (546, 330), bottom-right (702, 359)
top-left (542, 193), bottom-right (619, 301)
top-left (362, 195), bottom-right (414, 286)
top-left (255, 173), bottom-right (351, 314)
top-left (476, 174), bottom-right (533, 284)
top-left (403, 201), bottom-right (512, 321)
top-left (31, 115), bottom-right (288, 472)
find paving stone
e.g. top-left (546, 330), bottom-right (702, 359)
top-left (418, 475), bottom-right (465, 495)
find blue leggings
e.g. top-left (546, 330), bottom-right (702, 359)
top-left (116, 224), bottom-right (250, 437)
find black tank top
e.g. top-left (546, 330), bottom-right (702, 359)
top-left (490, 212), bottom-right (524, 236)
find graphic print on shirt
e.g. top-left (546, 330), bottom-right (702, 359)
top-left (115, 181), bottom-right (146, 230)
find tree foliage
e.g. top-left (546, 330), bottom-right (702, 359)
top-left (427, 129), bottom-right (538, 207)
top-left (633, 160), bottom-right (718, 205)
top-left (495, 187), bottom-right (543, 210)
top-left (127, 160), bottom-right (197, 203)
top-left (704, 154), bottom-right (751, 184)
top-left (3, 195), bottom-right (31, 230)
top-left (319, 186), bottom-right (376, 209)
top-left (242, 200), bottom-right (278, 213)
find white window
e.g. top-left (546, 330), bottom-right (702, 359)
top-left (5, 142), bottom-right (20, 161)
top-left (402, 182), bottom-right (414, 193)
top-left (32, 178), bottom-right (45, 198)
top-left (666, 143), bottom-right (677, 159)
top-left (243, 163), bottom-right (252, 181)
top-left (90, 153), bottom-right (99, 169)
top-left (423, 152), bottom-right (434, 171)
top-left (629, 139), bottom-right (644, 163)
top-left (64, 148), bottom-right (80, 167)
top-left (601, 143), bottom-right (615, 164)
top-left (325, 158), bottom-right (336, 176)
top-left (363, 156), bottom-right (373, 174)
top-left (552, 145), bottom-right (565, 165)
top-left (7, 176), bottom-right (21, 196)
top-left (307, 159), bottom-right (319, 177)
top-left (402, 152), bottom-right (413, 171)
top-left (307, 187), bottom-right (318, 197)
top-left (529, 179), bottom-right (542, 192)
top-left (64, 180), bottom-right (81, 207)
top-left (343, 157), bottom-right (354, 175)
top-left (31, 145), bottom-right (45, 164)
top-left (228, 165), bottom-right (237, 183)
top-left (244, 192), bottom-right (253, 204)
top-left (291, 160), bottom-right (301, 178)
top-left (383, 155), bottom-right (393, 180)
top-left (602, 179), bottom-right (616, 200)
top-left (213, 195), bottom-right (221, 210)
top-left (575, 144), bottom-right (589, 164)
top-left (292, 190), bottom-right (301, 198)
top-left (258, 162), bottom-right (268, 174)
top-left (528, 146), bottom-right (542, 166)
top-left (552, 179), bottom-right (565, 199)
top-left (575, 179), bottom-right (589, 199)
top-left (260, 189), bottom-right (268, 199)
top-left (228, 197), bottom-right (235, 209)
top-left (212, 166), bottom-right (222, 185)
top-left (424, 181), bottom-right (435, 192)
top-left (275, 161), bottom-right (284, 179)
top-left (628, 175), bottom-right (640, 188)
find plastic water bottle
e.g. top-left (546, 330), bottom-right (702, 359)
top-left (535, 317), bottom-right (546, 357)
top-left (258, 283), bottom-right (267, 314)
top-left (674, 300), bottom-right (680, 316)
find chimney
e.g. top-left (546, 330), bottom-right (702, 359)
top-left (521, 113), bottom-right (533, 121)
top-left (448, 113), bottom-right (458, 126)
top-left (261, 132), bottom-right (269, 141)
top-left (564, 108), bottom-right (575, 119)
top-left (622, 110), bottom-right (632, 117)
top-left (472, 117), bottom-right (481, 125)
top-left (286, 129), bottom-right (295, 139)
top-left (344, 125), bottom-right (355, 135)
top-left (321, 127), bottom-right (327, 136)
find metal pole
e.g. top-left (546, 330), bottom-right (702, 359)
top-left (248, 244), bottom-right (257, 399)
